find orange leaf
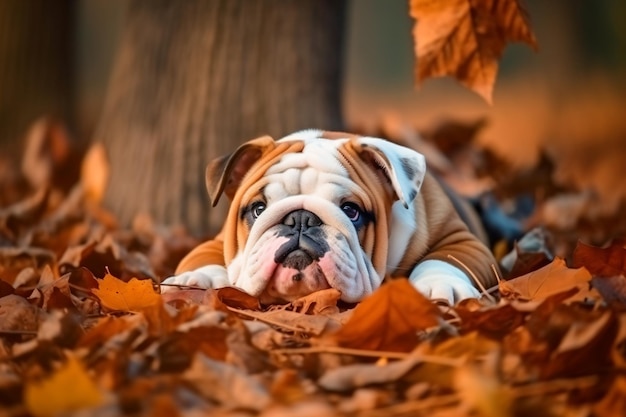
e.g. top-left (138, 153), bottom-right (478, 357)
top-left (24, 356), bottom-right (102, 417)
top-left (333, 279), bottom-right (441, 352)
top-left (92, 273), bottom-right (161, 311)
top-left (499, 258), bottom-right (592, 302)
top-left (409, 0), bottom-right (538, 103)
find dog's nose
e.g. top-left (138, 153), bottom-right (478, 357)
top-left (281, 210), bottom-right (322, 230)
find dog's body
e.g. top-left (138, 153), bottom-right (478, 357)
top-left (162, 130), bottom-right (498, 304)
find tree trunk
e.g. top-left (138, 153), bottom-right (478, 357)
top-left (0, 0), bottom-right (74, 156)
top-left (95, 0), bottom-right (346, 236)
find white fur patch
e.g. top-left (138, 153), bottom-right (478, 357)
top-left (161, 265), bottom-right (229, 292)
top-left (409, 260), bottom-right (480, 304)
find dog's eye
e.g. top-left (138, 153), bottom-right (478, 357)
top-left (341, 203), bottom-right (362, 223)
top-left (251, 202), bottom-right (266, 218)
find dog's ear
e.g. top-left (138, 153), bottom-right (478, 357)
top-left (206, 135), bottom-right (275, 206)
top-left (354, 137), bottom-right (427, 208)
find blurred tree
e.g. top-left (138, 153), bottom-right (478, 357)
top-left (0, 0), bottom-right (74, 156)
top-left (94, 0), bottom-right (346, 236)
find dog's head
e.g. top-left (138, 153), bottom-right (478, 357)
top-left (208, 130), bottom-right (427, 304)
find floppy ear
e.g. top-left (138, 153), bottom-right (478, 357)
top-left (205, 135), bottom-right (275, 206)
top-left (354, 137), bottom-right (427, 208)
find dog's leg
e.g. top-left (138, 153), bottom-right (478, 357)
top-left (161, 234), bottom-right (229, 292)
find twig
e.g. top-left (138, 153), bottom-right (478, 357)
top-left (272, 346), bottom-right (464, 367)
top-left (447, 254), bottom-right (496, 303)
top-left (225, 306), bottom-right (311, 334)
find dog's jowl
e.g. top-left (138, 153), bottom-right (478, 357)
top-left (162, 130), bottom-right (498, 305)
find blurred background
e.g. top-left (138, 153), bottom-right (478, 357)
top-left (1, 1), bottom-right (624, 159)
top-left (0, 0), bottom-right (625, 245)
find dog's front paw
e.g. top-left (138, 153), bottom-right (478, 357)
top-left (160, 265), bottom-right (229, 292)
top-left (409, 260), bottom-right (480, 304)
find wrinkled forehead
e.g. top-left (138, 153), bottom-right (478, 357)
top-left (266, 138), bottom-right (348, 176)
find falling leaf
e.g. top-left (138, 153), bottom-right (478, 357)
top-left (409, 0), bottom-right (538, 103)
top-left (92, 273), bottom-right (161, 311)
top-left (499, 258), bottom-right (592, 302)
top-left (333, 279), bottom-right (441, 352)
top-left (572, 239), bottom-right (626, 278)
top-left (24, 356), bottom-right (103, 417)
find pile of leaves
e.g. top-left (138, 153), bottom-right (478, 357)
top-left (1, 120), bottom-right (626, 417)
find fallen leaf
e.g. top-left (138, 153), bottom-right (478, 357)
top-left (24, 356), bottom-right (103, 417)
top-left (499, 258), bottom-right (592, 302)
top-left (409, 0), bottom-right (538, 103)
top-left (280, 288), bottom-right (342, 315)
top-left (542, 311), bottom-right (618, 379)
top-left (92, 273), bottom-right (161, 311)
top-left (0, 294), bottom-right (43, 333)
top-left (318, 356), bottom-right (422, 392)
top-left (591, 275), bottom-right (626, 305)
top-left (572, 239), bottom-right (626, 278)
top-left (184, 353), bottom-right (270, 411)
top-left (593, 376), bottom-right (626, 417)
top-left (455, 364), bottom-right (512, 417)
top-left (333, 279), bottom-right (441, 352)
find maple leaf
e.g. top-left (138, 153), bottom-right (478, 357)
top-left (333, 279), bottom-right (441, 352)
top-left (409, 0), bottom-right (538, 103)
top-left (572, 239), bottom-right (626, 278)
top-left (24, 356), bottom-right (103, 417)
top-left (92, 273), bottom-right (161, 311)
top-left (499, 258), bottom-right (593, 302)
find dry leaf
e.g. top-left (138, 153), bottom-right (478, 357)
top-left (409, 0), bottom-right (538, 103)
top-left (184, 353), bottom-right (270, 410)
top-left (499, 258), bottom-right (592, 302)
top-left (333, 279), bottom-right (441, 352)
top-left (281, 288), bottom-right (342, 314)
top-left (92, 273), bottom-right (161, 311)
top-left (24, 356), bottom-right (103, 417)
top-left (572, 239), bottom-right (626, 278)
top-left (542, 311), bottom-right (618, 379)
top-left (318, 356), bottom-right (422, 392)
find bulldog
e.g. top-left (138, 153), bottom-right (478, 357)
top-left (162, 130), bottom-right (498, 305)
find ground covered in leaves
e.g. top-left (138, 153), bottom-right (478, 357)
top-left (1, 120), bottom-right (626, 416)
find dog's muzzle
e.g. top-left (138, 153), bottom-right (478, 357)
top-left (274, 210), bottom-right (329, 272)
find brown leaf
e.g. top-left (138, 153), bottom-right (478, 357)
top-left (409, 0), bottom-right (538, 103)
top-left (215, 286), bottom-right (261, 311)
top-left (593, 376), bottom-right (626, 417)
top-left (572, 239), bottom-right (626, 278)
top-left (499, 258), bottom-right (592, 302)
top-left (0, 294), bottom-right (43, 333)
top-left (183, 354), bottom-right (270, 410)
top-left (333, 279), bottom-right (441, 352)
top-left (456, 302), bottom-right (525, 339)
top-left (591, 275), bottom-right (626, 305)
top-left (280, 288), bottom-right (342, 315)
top-left (542, 311), bottom-right (618, 379)
top-left (318, 356), bottom-right (423, 392)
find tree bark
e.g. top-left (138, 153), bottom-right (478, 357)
top-left (95, 0), bottom-right (346, 236)
top-left (0, 0), bottom-right (74, 156)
